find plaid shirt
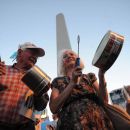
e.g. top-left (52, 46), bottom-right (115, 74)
top-left (0, 65), bottom-right (30, 124)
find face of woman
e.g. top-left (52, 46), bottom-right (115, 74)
top-left (62, 50), bottom-right (77, 68)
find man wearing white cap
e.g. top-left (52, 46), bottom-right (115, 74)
top-left (0, 42), bottom-right (50, 130)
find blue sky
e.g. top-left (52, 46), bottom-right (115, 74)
top-left (1, 0), bottom-right (130, 117)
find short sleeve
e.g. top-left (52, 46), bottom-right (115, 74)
top-left (51, 76), bottom-right (69, 93)
top-left (87, 73), bottom-right (97, 84)
top-left (51, 77), bottom-right (60, 89)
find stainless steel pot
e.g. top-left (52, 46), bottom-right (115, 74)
top-left (22, 65), bottom-right (51, 96)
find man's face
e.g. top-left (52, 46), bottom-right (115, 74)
top-left (18, 48), bottom-right (39, 69)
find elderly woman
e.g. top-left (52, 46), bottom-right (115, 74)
top-left (49, 49), bottom-right (114, 130)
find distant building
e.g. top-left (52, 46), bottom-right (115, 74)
top-left (56, 13), bottom-right (72, 76)
top-left (109, 85), bottom-right (130, 109)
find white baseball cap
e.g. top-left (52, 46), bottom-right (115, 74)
top-left (19, 42), bottom-right (45, 57)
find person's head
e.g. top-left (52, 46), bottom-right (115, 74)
top-left (16, 42), bottom-right (45, 69)
top-left (58, 49), bottom-right (84, 76)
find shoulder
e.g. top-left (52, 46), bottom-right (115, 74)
top-left (83, 72), bottom-right (97, 83)
top-left (5, 65), bottom-right (15, 72)
top-left (5, 65), bottom-right (12, 69)
top-left (51, 76), bottom-right (70, 89)
top-left (52, 76), bottom-right (69, 84)
top-left (87, 72), bottom-right (96, 78)
top-left (83, 72), bottom-right (96, 78)
top-left (52, 76), bottom-right (66, 81)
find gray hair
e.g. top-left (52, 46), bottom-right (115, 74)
top-left (58, 49), bottom-right (84, 76)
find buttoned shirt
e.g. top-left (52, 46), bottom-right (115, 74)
top-left (0, 65), bottom-right (30, 124)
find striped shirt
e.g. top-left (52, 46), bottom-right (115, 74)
top-left (0, 65), bottom-right (30, 124)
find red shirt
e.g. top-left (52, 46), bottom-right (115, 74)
top-left (0, 65), bottom-right (30, 124)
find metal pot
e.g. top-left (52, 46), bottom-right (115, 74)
top-left (92, 30), bottom-right (124, 70)
top-left (22, 65), bottom-right (51, 96)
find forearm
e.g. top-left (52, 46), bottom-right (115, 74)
top-left (50, 81), bottom-right (75, 114)
top-left (98, 70), bottom-right (108, 103)
top-left (99, 81), bottom-right (108, 103)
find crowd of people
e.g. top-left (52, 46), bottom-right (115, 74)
top-left (0, 42), bottom-right (130, 130)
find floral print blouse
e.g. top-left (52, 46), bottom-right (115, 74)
top-left (51, 73), bottom-right (115, 130)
